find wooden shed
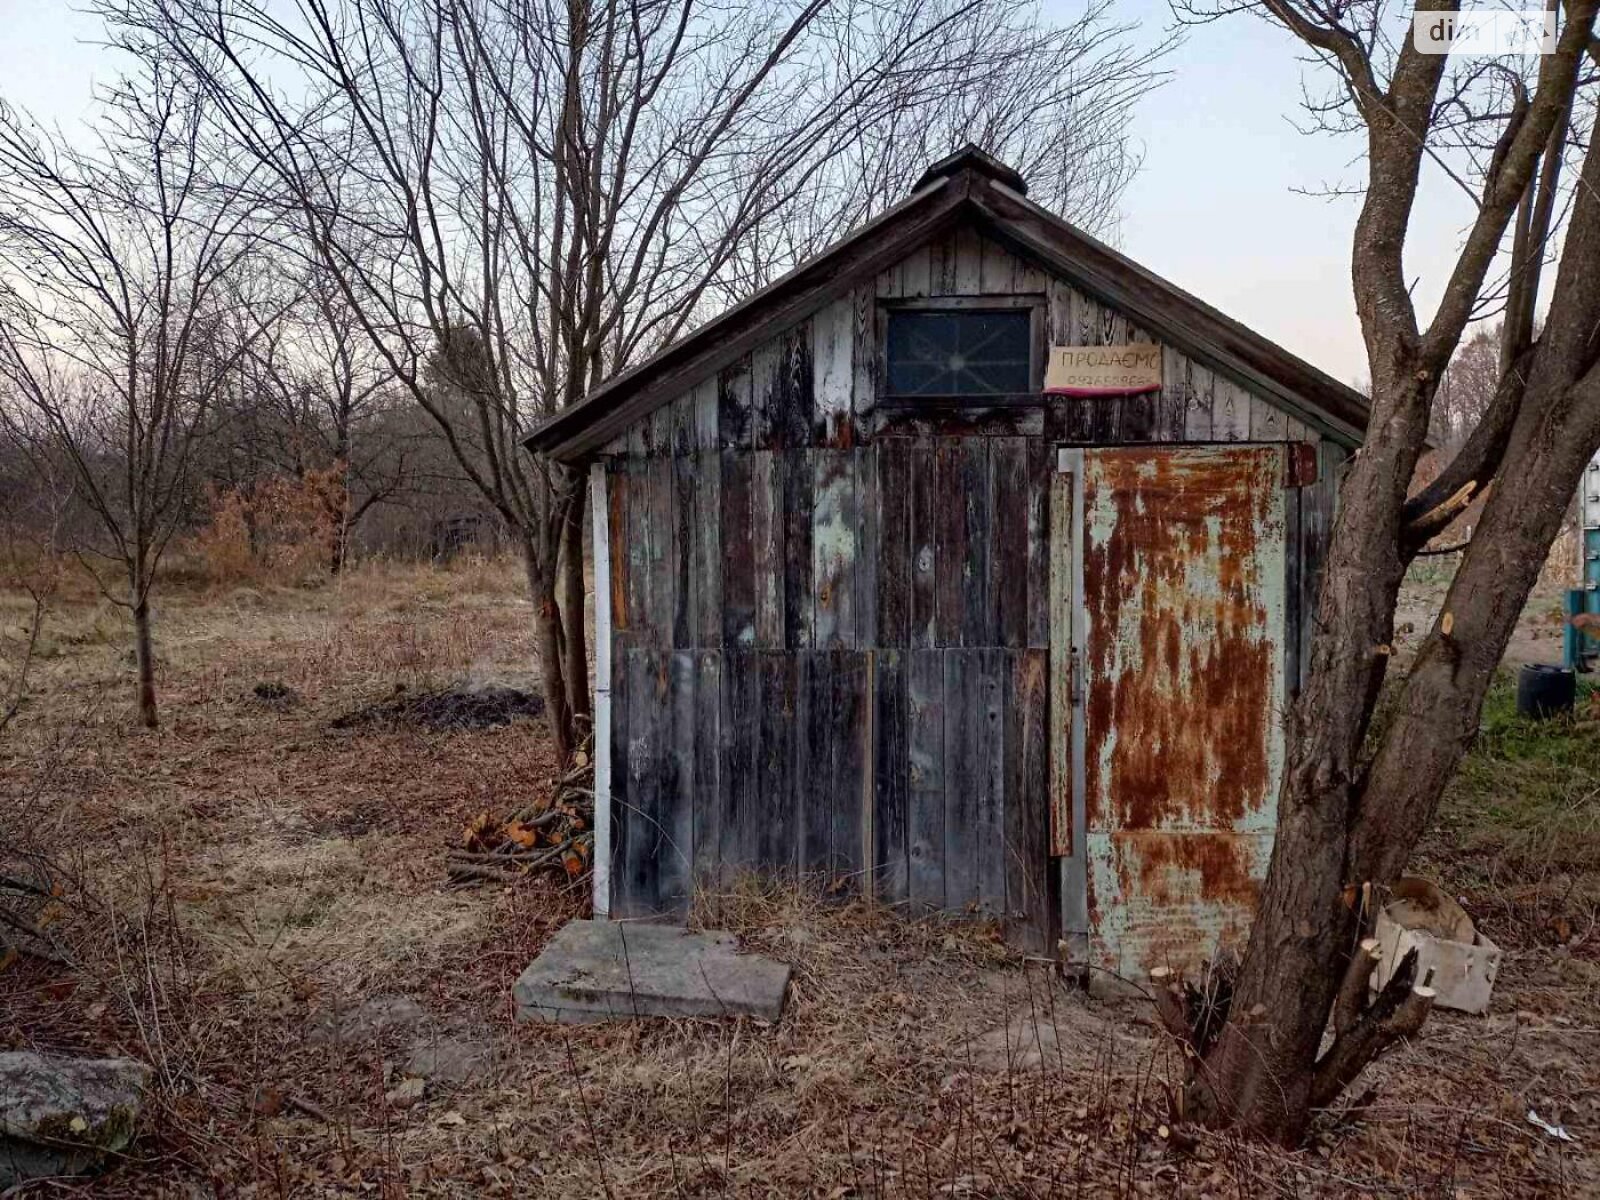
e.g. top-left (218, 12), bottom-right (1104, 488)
top-left (525, 147), bottom-right (1369, 980)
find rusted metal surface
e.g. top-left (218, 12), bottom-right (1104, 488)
top-left (1079, 445), bottom-right (1286, 979)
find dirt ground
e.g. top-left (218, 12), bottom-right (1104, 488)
top-left (2, 557), bottom-right (1597, 1196)
top-left (1394, 553), bottom-right (1576, 669)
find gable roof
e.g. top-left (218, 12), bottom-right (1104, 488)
top-left (525, 146), bottom-right (1371, 460)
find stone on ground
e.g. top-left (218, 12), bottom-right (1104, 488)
top-left (404, 1035), bottom-right (492, 1084)
top-left (307, 993), bottom-right (427, 1045)
top-left (0, 1051), bottom-right (152, 1187)
top-left (514, 920), bottom-right (791, 1023)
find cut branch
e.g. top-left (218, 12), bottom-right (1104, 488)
top-left (1331, 937), bottom-right (1382, 1038)
top-left (1311, 948), bottom-right (1434, 1109)
top-left (1150, 966), bottom-right (1192, 1046)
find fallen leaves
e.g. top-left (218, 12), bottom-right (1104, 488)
top-left (385, 1077), bottom-right (426, 1109)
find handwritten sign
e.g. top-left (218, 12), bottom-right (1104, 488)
top-left (1045, 343), bottom-right (1162, 397)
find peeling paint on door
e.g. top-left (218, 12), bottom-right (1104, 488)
top-left (1077, 445), bottom-right (1286, 981)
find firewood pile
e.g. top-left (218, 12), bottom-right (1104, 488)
top-left (446, 743), bottom-right (593, 886)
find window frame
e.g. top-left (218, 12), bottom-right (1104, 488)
top-left (876, 294), bottom-right (1048, 406)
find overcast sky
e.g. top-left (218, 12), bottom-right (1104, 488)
top-left (0, 0), bottom-right (1494, 388)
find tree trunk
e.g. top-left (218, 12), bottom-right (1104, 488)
top-left (1186, 376), bottom-right (1600, 1140)
top-left (559, 483), bottom-right (591, 727)
top-left (131, 585), bottom-right (158, 730)
top-left (1185, 379), bottom-right (1432, 1142)
top-left (524, 537), bottom-right (575, 765)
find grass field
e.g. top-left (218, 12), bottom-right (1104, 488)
top-left (1, 558), bottom-right (1597, 1196)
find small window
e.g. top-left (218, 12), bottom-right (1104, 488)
top-left (884, 308), bottom-right (1033, 397)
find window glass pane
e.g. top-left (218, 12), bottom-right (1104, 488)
top-left (885, 309), bottom-right (1032, 396)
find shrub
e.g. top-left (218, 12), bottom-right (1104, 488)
top-left (193, 466), bottom-right (348, 586)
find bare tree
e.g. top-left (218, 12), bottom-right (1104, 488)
top-left (107, 0), bottom-right (1168, 762)
top-left (220, 271), bottom-right (416, 569)
top-left (0, 431), bottom-right (71, 736)
top-left (1142, 0), bottom-right (1600, 1141)
top-left (0, 62), bottom-right (267, 727)
top-left (1431, 323), bottom-right (1502, 453)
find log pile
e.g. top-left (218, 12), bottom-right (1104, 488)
top-left (446, 745), bottom-right (594, 886)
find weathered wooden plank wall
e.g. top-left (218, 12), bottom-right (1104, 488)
top-left (600, 227), bottom-right (1341, 950)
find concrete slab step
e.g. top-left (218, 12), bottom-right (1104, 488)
top-left (513, 920), bottom-right (791, 1023)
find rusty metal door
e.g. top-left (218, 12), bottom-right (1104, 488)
top-left (1056, 445), bottom-right (1287, 982)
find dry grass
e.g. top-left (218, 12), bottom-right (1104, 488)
top-left (1, 560), bottom-right (1597, 1196)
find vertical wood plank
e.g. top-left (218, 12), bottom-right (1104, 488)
top-left (650, 456), bottom-right (678, 645)
top-left (764, 321), bottom-right (814, 449)
top-left (693, 379), bottom-right (719, 450)
top-left (720, 451), bottom-right (755, 647)
top-left (695, 452), bottom-right (722, 648)
top-left (898, 243), bottom-right (931, 298)
top-left (668, 389), bottom-right (694, 456)
top-left (855, 447), bottom-right (880, 648)
top-left (1005, 648), bottom-right (1051, 951)
top-left (1250, 393), bottom-right (1287, 441)
top-left (812, 449), bottom-right (858, 649)
top-left (719, 650), bottom-right (761, 875)
top-left (978, 234), bottom-right (1015, 293)
top-left (992, 438), bottom-right (1029, 648)
top-left (1046, 278), bottom-right (1074, 348)
top-left (933, 442), bottom-right (964, 648)
top-left (1075, 288), bottom-right (1100, 347)
top-left (953, 226), bottom-right (982, 294)
top-left (672, 453), bottom-right (695, 647)
top-left (977, 647), bottom-right (1008, 919)
top-left (1014, 254), bottom-right (1047, 294)
top-left (752, 450), bottom-right (784, 648)
top-left (907, 649), bottom-right (946, 912)
top-left (1073, 291), bottom-right (1122, 438)
top-left (1100, 304), bottom-right (1126, 346)
top-left (1183, 360), bottom-right (1215, 442)
top-left (876, 443), bottom-right (911, 648)
top-left (1060, 396), bottom-right (1094, 443)
top-left (813, 298), bottom-right (853, 448)
top-left (694, 651), bottom-right (722, 891)
top-left (933, 234), bottom-right (960, 295)
top-left (1213, 377), bottom-right (1250, 441)
top-left (872, 649), bottom-right (909, 904)
top-left (1025, 439), bottom-right (1051, 649)
top-left (832, 652), bottom-right (869, 880)
top-left (1121, 393), bottom-right (1157, 442)
top-left (752, 337), bottom-right (781, 451)
top-left (757, 653), bottom-right (799, 874)
top-left (798, 651), bottom-right (831, 876)
top-left (607, 463), bottom-right (630, 635)
top-left (1156, 344), bottom-right (1187, 442)
top-left (648, 403), bottom-right (673, 458)
top-left (944, 648), bottom-right (1004, 914)
top-left (782, 448), bottom-right (815, 650)
top-left (718, 356), bottom-right (753, 450)
top-left (661, 649), bottom-right (696, 913)
top-left (935, 439), bottom-right (992, 647)
top-left (852, 283), bottom-right (876, 431)
top-left (608, 640), bottom-right (630, 915)
top-left (908, 439), bottom-right (937, 649)
top-left (625, 460), bottom-right (652, 640)
top-left (621, 649), bottom-right (663, 915)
